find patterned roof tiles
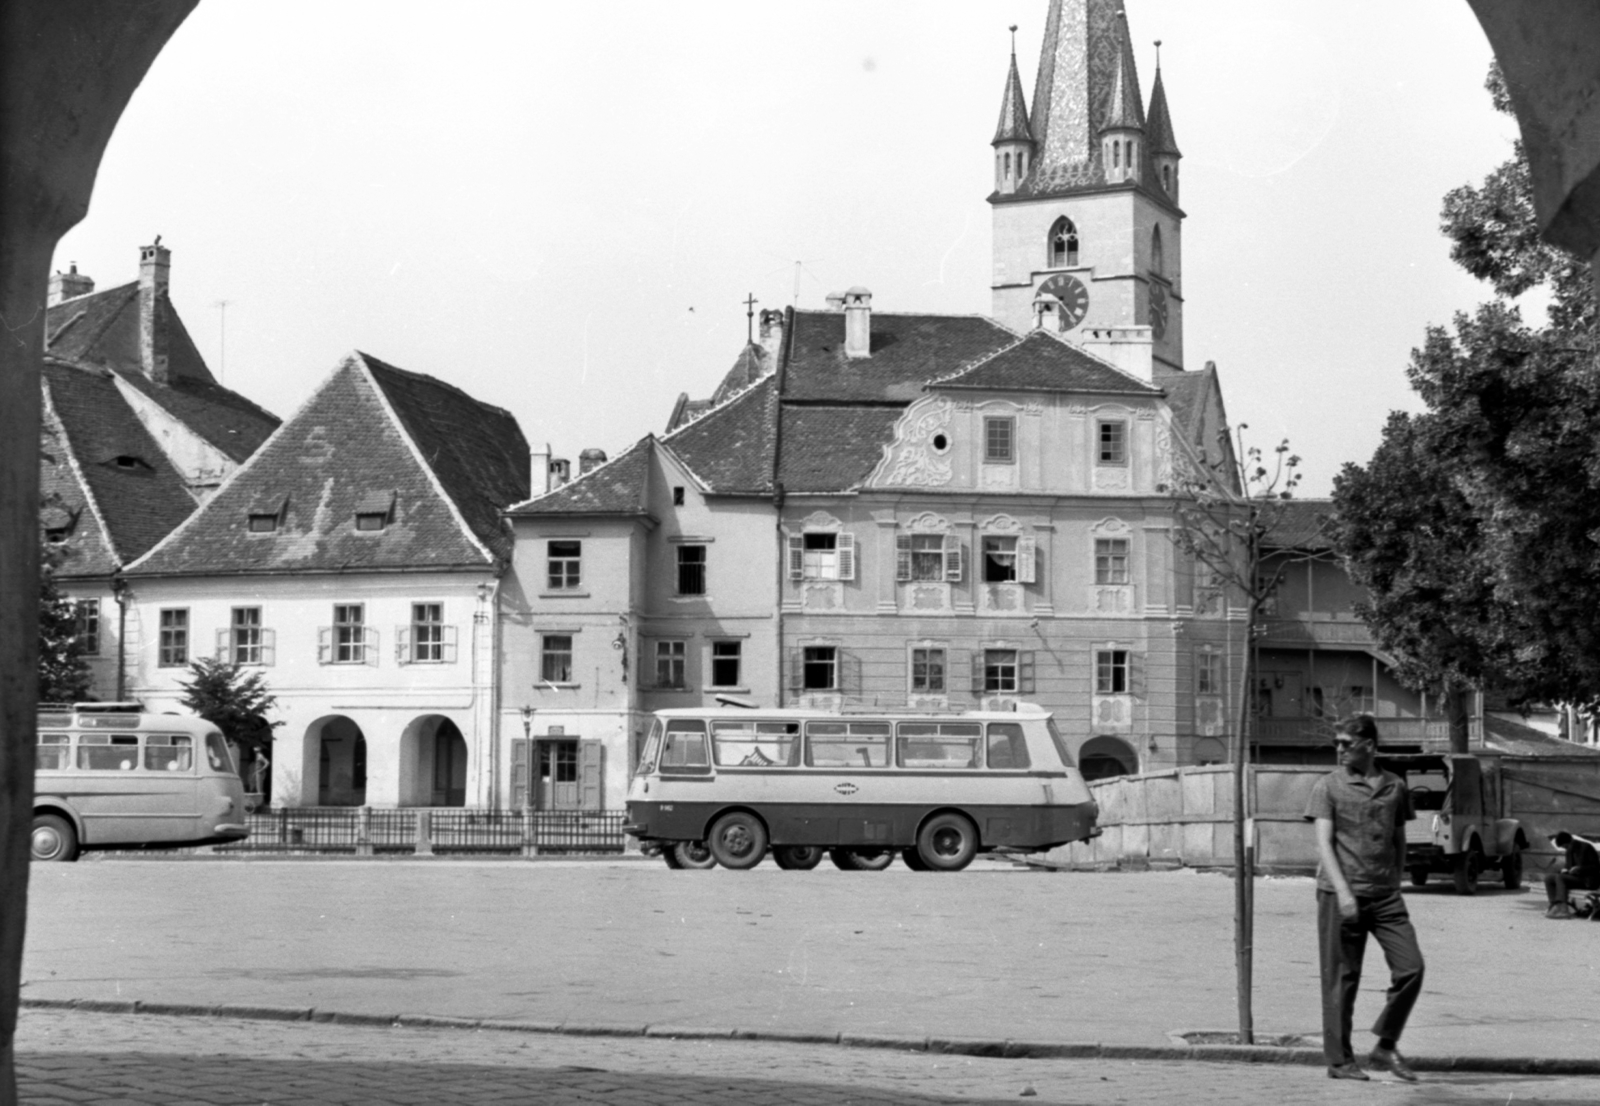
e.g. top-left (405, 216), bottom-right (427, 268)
top-left (933, 330), bottom-right (1161, 395)
top-left (665, 377), bottom-right (778, 495)
top-left (128, 353), bottom-right (528, 576)
top-left (777, 406), bottom-right (902, 494)
top-left (993, 50), bottom-right (1034, 145)
top-left (781, 311), bottom-right (1017, 403)
top-left (508, 436), bottom-right (654, 516)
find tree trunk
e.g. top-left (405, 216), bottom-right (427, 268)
top-left (0, 5), bottom-right (197, 1100)
top-left (1446, 686), bottom-right (1471, 754)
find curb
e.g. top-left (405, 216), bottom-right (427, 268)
top-left (20, 997), bottom-right (1600, 1075)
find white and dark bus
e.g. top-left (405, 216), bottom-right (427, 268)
top-left (32, 703), bottom-right (250, 862)
top-left (624, 703), bottom-right (1097, 872)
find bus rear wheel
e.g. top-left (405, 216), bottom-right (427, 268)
top-left (916, 813), bottom-right (978, 872)
top-left (707, 813), bottom-right (767, 870)
top-left (31, 814), bottom-right (78, 863)
top-left (774, 845), bottom-right (823, 870)
top-left (672, 841), bottom-right (717, 870)
top-left (901, 847), bottom-right (930, 871)
top-left (829, 847), bottom-right (893, 871)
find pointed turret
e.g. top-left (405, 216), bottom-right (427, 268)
top-left (1146, 54), bottom-right (1182, 201)
top-left (992, 35), bottom-right (1035, 195)
top-left (1099, 44), bottom-right (1144, 184)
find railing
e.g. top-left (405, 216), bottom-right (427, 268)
top-left (1259, 618), bottom-right (1376, 648)
top-left (214, 808), bottom-right (628, 856)
top-left (1254, 717), bottom-right (1453, 746)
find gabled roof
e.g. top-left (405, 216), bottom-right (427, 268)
top-left (1146, 67), bottom-right (1181, 157)
top-left (665, 378), bottom-right (778, 495)
top-left (782, 311), bottom-right (1017, 403)
top-left (508, 436), bottom-right (654, 517)
top-left (933, 330), bottom-right (1161, 396)
top-left (41, 360), bottom-right (198, 572)
top-left (45, 280), bottom-right (279, 461)
top-left (709, 342), bottom-right (770, 407)
top-left (777, 406), bottom-right (902, 493)
top-left (1263, 498), bottom-right (1337, 553)
top-left (993, 50), bottom-right (1034, 145)
top-left (127, 352), bottom-right (528, 576)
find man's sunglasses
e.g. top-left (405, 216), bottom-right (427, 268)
top-left (1333, 736), bottom-right (1373, 749)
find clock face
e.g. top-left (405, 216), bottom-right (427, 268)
top-left (1037, 273), bottom-right (1090, 331)
top-left (1148, 283), bottom-right (1169, 340)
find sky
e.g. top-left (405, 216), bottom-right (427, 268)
top-left (53, 0), bottom-right (1521, 497)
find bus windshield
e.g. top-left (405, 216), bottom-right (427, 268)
top-left (1045, 717), bottom-right (1076, 767)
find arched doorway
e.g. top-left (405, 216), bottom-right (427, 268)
top-left (1192, 737), bottom-right (1228, 766)
top-left (306, 716), bottom-right (367, 806)
top-left (398, 715), bottom-right (468, 807)
top-left (1078, 735), bottom-right (1139, 782)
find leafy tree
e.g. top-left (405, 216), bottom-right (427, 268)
top-left (38, 540), bottom-right (92, 705)
top-left (1333, 64), bottom-right (1600, 722)
top-left (179, 658), bottom-right (281, 793)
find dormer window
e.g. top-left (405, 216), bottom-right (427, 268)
top-left (354, 490), bottom-right (395, 533)
top-left (45, 527), bottom-right (71, 544)
top-left (107, 454), bottom-right (152, 473)
top-left (247, 514), bottom-right (278, 533)
top-left (1048, 218), bottom-right (1079, 268)
top-left (247, 495), bottom-right (287, 534)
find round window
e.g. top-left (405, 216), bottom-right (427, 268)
top-left (931, 433), bottom-right (949, 453)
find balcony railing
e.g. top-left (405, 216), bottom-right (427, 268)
top-left (1254, 717), bottom-right (1453, 746)
top-left (1259, 618), bottom-right (1376, 649)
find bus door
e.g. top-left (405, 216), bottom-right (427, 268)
top-left (73, 731), bottom-right (199, 844)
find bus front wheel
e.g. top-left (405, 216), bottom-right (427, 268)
top-left (916, 813), bottom-right (978, 872)
top-left (707, 813), bottom-right (767, 870)
top-left (32, 814), bottom-right (79, 863)
top-left (774, 845), bottom-right (823, 870)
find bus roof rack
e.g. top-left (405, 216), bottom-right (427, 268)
top-left (67, 701), bottom-right (145, 713)
top-left (714, 694), bottom-right (759, 709)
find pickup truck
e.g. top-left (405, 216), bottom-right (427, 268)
top-left (1379, 752), bottom-right (1530, 895)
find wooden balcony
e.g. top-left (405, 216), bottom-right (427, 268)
top-left (1254, 717), bottom-right (1452, 746)
top-left (1259, 617), bottom-right (1376, 650)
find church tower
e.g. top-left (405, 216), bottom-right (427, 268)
top-left (989, 0), bottom-right (1185, 373)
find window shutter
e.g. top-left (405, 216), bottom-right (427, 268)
top-left (787, 647), bottom-right (804, 692)
top-left (837, 532), bottom-right (856, 581)
top-left (215, 628), bottom-right (230, 663)
top-left (578, 740), bottom-right (604, 811)
top-left (788, 534), bottom-right (805, 581)
top-left (944, 535), bottom-right (964, 582)
top-left (896, 534), bottom-right (912, 581)
top-left (1019, 651), bottom-right (1036, 694)
top-left (261, 629), bottom-right (276, 667)
top-left (1017, 536), bottom-right (1037, 584)
top-left (510, 738), bottom-right (531, 809)
top-left (1131, 652), bottom-right (1146, 698)
top-left (395, 627), bottom-right (410, 665)
top-left (442, 624), bottom-right (459, 664)
top-left (971, 652), bottom-right (986, 694)
top-left (841, 649), bottom-right (861, 695)
top-left (363, 627), bottom-right (380, 667)
top-left (317, 627), bottom-right (332, 665)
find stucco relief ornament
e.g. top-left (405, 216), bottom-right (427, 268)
top-left (800, 510), bottom-right (841, 532)
top-left (878, 397), bottom-right (954, 488)
top-left (980, 513), bottom-right (1024, 534)
top-left (1023, 401), bottom-right (1045, 418)
top-left (905, 511), bottom-right (951, 534)
top-left (1155, 421), bottom-right (1174, 489)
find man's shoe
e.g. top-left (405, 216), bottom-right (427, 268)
top-left (1547, 903), bottom-right (1574, 919)
top-left (1326, 1063), bottom-right (1370, 1081)
top-left (1369, 1047), bottom-right (1418, 1082)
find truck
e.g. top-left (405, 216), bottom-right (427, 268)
top-left (1380, 752), bottom-right (1530, 894)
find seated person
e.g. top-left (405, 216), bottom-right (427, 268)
top-left (1543, 830), bottom-right (1600, 918)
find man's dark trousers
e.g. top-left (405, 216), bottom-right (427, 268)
top-left (1316, 889), bottom-right (1425, 1066)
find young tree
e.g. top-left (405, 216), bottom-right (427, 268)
top-left (1334, 65), bottom-right (1600, 722)
top-left (1170, 427), bottom-right (1307, 1046)
top-left (38, 541), bottom-right (92, 705)
top-left (178, 658), bottom-right (281, 794)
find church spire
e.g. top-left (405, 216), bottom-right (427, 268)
top-left (992, 26), bottom-right (1036, 196)
top-left (1146, 45), bottom-right (1181, 199)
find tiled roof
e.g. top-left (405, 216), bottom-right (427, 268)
top-left (933, 330), bottom-right (1161, 395)
top-left (1146, 68), bottom-right (1181, 157)
top-left (777, 406), bottom-right (902, 493)
top-left (782, 311), bottom-right (1016, 403)
top-left (1101, 48), bottom-right (1144, 132)
top-left (41, 360), bottom-right (197, 571)
top-left (45, 281), bottom-right (279, 461)
top-left (128, 353), bottom-right (527, 576)
top-left (1264, 498), bottom-right (1336, 552)
top-left (1157, 366), bottom-right (1209, 440)
top-left (364, 354), bottom-right (530, 559)
top-left (665, 379), bottom-right (778, 494)
top-left (993, 51), bottom-right (1034, 144)
top-left (508, 437), bottom-right (654, 516)
top-left (710, 342), bottom-right (770, 406)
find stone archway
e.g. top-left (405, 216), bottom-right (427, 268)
top-left (303, 715), bottom-right (367, 807)
top-left (398, 715), bottom-right (468, 807)
top-left (1078, 735), bottom-right (1140, 782)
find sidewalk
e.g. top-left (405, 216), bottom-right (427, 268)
top-left (16, 1008), bottom-right (1600, 1106)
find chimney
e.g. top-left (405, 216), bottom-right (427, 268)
top-left (549, 458), bottom-right (571, 488)
top-left (578, 447), bottom-right (607, 475)
top-left (48, 263), bottom-right (94, 306)
top-left (1079, 326), bottom-right (1154, 381)
top-left (138, 239), bottom-right (172, 384)
top-left (842, 286), bottom-right (872, 360)
top-left (758, 308), bottom-right (785, 365)
top-left (530, 443), bottom-right (552, 495)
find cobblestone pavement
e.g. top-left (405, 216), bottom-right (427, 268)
top-left (16, 1009), bottom-right (1600, 1106)
top-left (22, 859), bottom-right (1599, 1065)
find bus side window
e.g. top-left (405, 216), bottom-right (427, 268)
top-left (78, 733), bottom-right (139, 771)
top-left (205, 733), bottom-right (234, 774)
top-left (712, 720), bottom-right (800, 767)
top-left (1044, 717), bottom-right (1077, 768)
top-left (660, 721), bottom-right (710, 773)
top-left (36, 734), bottom-right (71, 771)
top-left (145, 735), bottom-right (194, 772)
top-left (635, 719), bottom-right (664, 776)
top-left (897, 722), bottom-right (982, 769)
top-left (986, 723), bottom-right (1030, 770)
top-left (805, 721), bottom-right (890, 768)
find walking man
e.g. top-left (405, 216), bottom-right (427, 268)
top-left (1304, 714), bottom-right (1425, 1082)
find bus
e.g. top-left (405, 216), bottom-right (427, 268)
top-left (624, 703), bottom-right (1097, 872)
top-left (32, 703), bottom-right (250, 862)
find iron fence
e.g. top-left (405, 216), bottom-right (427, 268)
top-left (212, 808), bottom-right (627, 856)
